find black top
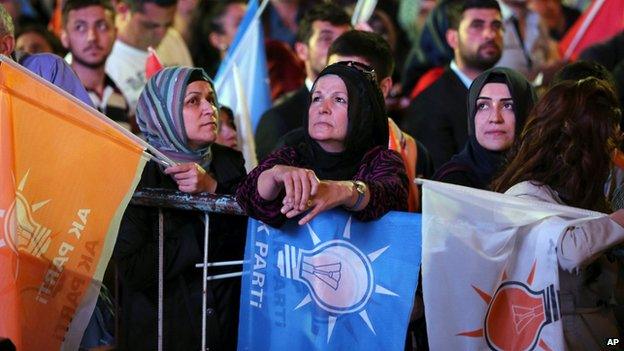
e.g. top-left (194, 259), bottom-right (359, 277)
top-left (255, 85), bottom-right (309, 161)
top-left (114, 144), bottom-right (246, 351)
top-left (402, 67), bottom-right (469, 170)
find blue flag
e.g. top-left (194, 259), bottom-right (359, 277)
top-left (214, 0), bottom-right (271, 133)
top-left (238, 210), bottom-right (421, 351)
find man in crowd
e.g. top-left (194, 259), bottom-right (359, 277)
top-left (106, 0), bottom-right (176, 113)
top-left (0, 4), bottom-right (92, 106)
top-left (402, 0), bottom-right (504, 170)
top-left (62, 0), bottom-right (132, 131)
top-left (254, 2), bottom-right (350, 161)
top-left (497, 0), bottom-right (561, 81)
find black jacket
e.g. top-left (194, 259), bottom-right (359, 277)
top-left (114, 144), bottom-right (247, 351)
top-left (255, 86), bottom-right (309, 161)
top-left (401, 67), bottom-right (469, 171)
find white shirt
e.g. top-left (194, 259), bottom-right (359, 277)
top-left (105, 40), bottom-right (149, 114)
top-left (156, 28), bottom-right (194, 67)
top-left (496, 2), bottom-right (554, 78)
top-left (449, 60), bottom-right (473, 89)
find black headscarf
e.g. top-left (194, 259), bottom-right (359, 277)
top-left (444, 67), bottom-right (536, 188)
top-left (289, 63), bottom-right (389, 180)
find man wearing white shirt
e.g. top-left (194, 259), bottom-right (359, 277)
top-left (105, 0), bottom-right (176, 114)
top-left (497, 0), bottom-right (560, 81)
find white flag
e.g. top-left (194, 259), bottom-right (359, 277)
top-left (421, 180), bottom-right (603, 351)
top-left (351, 0), bottom-right (378, 26)
top-left (232, 63), bottom-right (258, 172)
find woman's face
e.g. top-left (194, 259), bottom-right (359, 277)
top-left (474, 82), bottom-right (516, 151)
top-left (183, 80), bottom-right (218, 149)
top-left (308, 74), bottom-right (349, 152)
top-left (216, 109), bottom-right (238, 150)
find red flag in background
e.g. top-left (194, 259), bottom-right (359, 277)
top-left (145, 47), bottom-right (164, 79)
top-left (559, 0), bottom-right (624, 61)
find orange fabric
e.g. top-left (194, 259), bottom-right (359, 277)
top-left (47, 0), bottom-right (63, 37)
top-left (0, 61), bottom-right (146, 350)
top-left (388, 119), bottom-right (420, 212)
top-left (614, 149), bottom-right (624, 169)
top-left (410, 66), bottom-right (445, 100)
top-left (559, 0), bottom-right (624, 60)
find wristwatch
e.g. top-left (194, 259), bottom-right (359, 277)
top-left (344, 181), bottom-right (367, 211)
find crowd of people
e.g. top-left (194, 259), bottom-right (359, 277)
top-left (3, 0), bottom-right (624, 349)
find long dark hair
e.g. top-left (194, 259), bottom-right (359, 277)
top-left (492, 78), bottom-right (622, 211)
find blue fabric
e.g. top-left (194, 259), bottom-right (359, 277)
top-left (19, 53), bottom-right (93, 107)
top-left (214, 0), bottom-right (271, 132)
top-left (238, 210), bottom-right (421, 351)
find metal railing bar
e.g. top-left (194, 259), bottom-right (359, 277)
top-left (201, 213), bottom-right (210, 351)
top-left (194, 260), bottom-right (245, 268)
top-left (205, 272), bottom-right (244, 281)
top-left (130, 188), bottom-right (245, 215)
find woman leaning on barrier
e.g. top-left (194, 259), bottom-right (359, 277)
top-left (236, 62), bottom-right (409, 228)
top-left (113, 67), bottom-right (246, 351)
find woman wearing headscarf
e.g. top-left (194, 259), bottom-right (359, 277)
top-left (113, 67), bottom-right (246, 351)
top-left (433, 67), bottom-right (536, 189)
top-left (236, 62), bottom-right (409, 228)
top-left (492, 78), bottom-right (624, 349)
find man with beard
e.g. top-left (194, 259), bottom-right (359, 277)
top-left (402, 0), bottom-right (504, 170)
top-left (0, 5), bottom-right (92, 106)
top-left (62, 0), bottom-right (133, 132)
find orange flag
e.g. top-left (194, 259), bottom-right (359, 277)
top-left (0, 58), bottom-right (148, 350)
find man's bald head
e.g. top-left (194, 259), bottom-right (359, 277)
top-left (0, 5), bottom-right (15, 55)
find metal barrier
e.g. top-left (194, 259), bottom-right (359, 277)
top-left (129, 188), bottom-right (246, 351)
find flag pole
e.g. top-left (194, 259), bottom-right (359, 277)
top-left (563, 0), bottom-right (605, 60)
top-left (214, 0), bottom-right (270, 91)
top-left (0, 55), bottom-right (176, 167)
top-left (351, 0), bottom-right (378, 26)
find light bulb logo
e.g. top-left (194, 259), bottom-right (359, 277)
top-left (275, 218), bottom-right (400, 343)
top-left (458, 261), bottom-right (561, 351)
top-left (484, 282), bottom-right (559, 351)
top-left (278, 240), bottom-right (374, 314)
top-left (1, 170), bottom-right (52, 258)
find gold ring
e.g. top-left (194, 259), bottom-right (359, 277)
top-left (306, 199), bottom-right (313, 208)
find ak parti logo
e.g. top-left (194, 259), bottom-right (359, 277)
top-left (458, 261), bottom-right (560, 351)
top-left (1, 170), bottom-right (52, 258)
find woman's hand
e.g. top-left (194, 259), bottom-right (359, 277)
top-left (284, 180), bottom-right (368, 225)
top-left (164, 163), bottom-right (217, 194)
top-left (257, 165), bottom-right (319, 204)
top-left (272, 166), bottom-right (319, 211)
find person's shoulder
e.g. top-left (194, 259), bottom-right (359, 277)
top-left (212, 143), bottom-right (244, 160)
top-left (270, 86), bottom-right (307, 111)
top-left (412, 67), bottom-right (463, 102)
top-left (505, 181), bottom-right (563, 204)
top-left (432, 161), bottom-right (476, 187)
top-left (362, 146), bottom-right (403, 164)
top-left (211, 143), bottom-right (245, 167)
top-left (18, 52), bottom-right (62, 65)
